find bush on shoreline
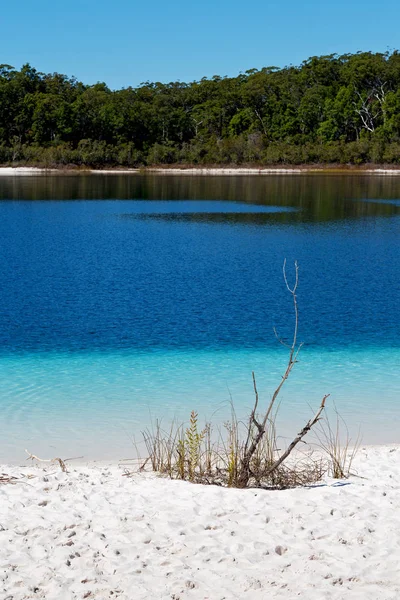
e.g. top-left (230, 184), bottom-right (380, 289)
top-left (2, 139), bottom-right (400, 169)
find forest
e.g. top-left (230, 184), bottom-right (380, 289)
top-left (1, 51), bottom-right (400, 167)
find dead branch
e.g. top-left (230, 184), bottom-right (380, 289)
top-left (265, 394), bottom-right (328, 476)
top-left (353, 82), bottom-right (388, 132)
top-left (254, 109), bottom-right (268, 137)
top-left (25, 449), bottom-right (68, 473)
top-left (243, 371), bottom-right (262, 457)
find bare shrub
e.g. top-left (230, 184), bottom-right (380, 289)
top-left (139, 408), bottom-right (326, 488)
top-left (236, 261), bottom-right (327, 487)
top-left (137, 261), bottom-right (333, 489)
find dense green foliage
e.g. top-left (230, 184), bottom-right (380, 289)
top-left (2, 52), bottom-right (400, 167)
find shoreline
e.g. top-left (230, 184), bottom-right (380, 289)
top-left (1, 444), bottom-right (400, 599)
top-left (2, 165), bottom-right (400, 176)
top-left (3, 441), bottom-right (399, 468)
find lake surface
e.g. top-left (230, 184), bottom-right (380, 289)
top-left (1, 174), bottom-right (399, 462)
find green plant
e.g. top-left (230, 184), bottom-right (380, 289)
top-left (185, 411), bottom-right (206, 481)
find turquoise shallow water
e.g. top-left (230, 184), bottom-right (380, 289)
top-left (1, 346), bottom-right (399, 462)
top-left (0, 174), bottom-right (399, 462)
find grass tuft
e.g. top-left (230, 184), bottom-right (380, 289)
top-left (314, 407), bottom-right (361, 478)
top-left (138, 408), bottom-right (329, 489)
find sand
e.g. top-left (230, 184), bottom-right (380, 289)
top-left (2, 166), bottom-right (400, 176)
top-left (1, 445), bottom-right (399, 599)
top-left (142, 167), bottom-right (400, 175)
top-left (0, 167), bottom-right (61, 175)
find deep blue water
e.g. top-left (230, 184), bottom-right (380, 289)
top-left (0, 174), bottom-right (399, 461)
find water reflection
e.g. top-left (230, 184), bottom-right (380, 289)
top-left (127, 212), bottom-right (295, 225)
top-left (1, 174), bottom-right (400, 222)
top-left (119, 199), bottom-right (298, 226)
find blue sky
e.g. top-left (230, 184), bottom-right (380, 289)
top-left (1, 0), bottom-right (398, 89)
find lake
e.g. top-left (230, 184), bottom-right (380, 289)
top-left (0, 173), bottom-right (399, 462)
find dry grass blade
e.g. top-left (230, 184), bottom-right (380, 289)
top-left (314, 406), bottom-right (361, 478)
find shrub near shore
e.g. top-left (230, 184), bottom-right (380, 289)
top-left (3, 140), bottom-right (400, 169)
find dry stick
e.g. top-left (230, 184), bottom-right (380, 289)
top-left (25, 449), bottom-right (68, 473)
top-left (243, 372), bottom-right (263, 456)
top-left (265, 394), bottom-right (329, 476)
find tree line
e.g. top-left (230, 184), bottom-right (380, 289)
top-left (1, 51), bottom-right (400, 167)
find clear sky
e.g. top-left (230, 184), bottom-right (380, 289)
top-left (1, 0), bottom-right (398, 89)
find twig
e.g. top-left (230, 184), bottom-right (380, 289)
top-left (265, 394), bottom-right (329, 475)
top-left (25, 449), bottom-right (68, 473)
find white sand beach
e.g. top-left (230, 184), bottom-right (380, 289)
top-left (2, 166), bottom-right (400, 176)
top-left (0, 167), bottom-right (61, 175)
top-left (1, 445), bottom-right (399, 599)
top-left (143, 167), bottom-right (400, 175)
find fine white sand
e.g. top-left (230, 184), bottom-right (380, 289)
top-left (1, 445), bottom-right (399, 599)
top-left (2, 166), bottom-right (400, 176)
top-left (147, 167), bottom-right (400, 175)
top-left (0, 167), bottom-right (61, 175)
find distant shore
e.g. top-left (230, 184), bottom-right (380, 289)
top-left (2, 164), bottom-right (400, 176)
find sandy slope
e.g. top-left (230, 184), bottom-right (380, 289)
top-left (1, 445), bottom-right (399, 599)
